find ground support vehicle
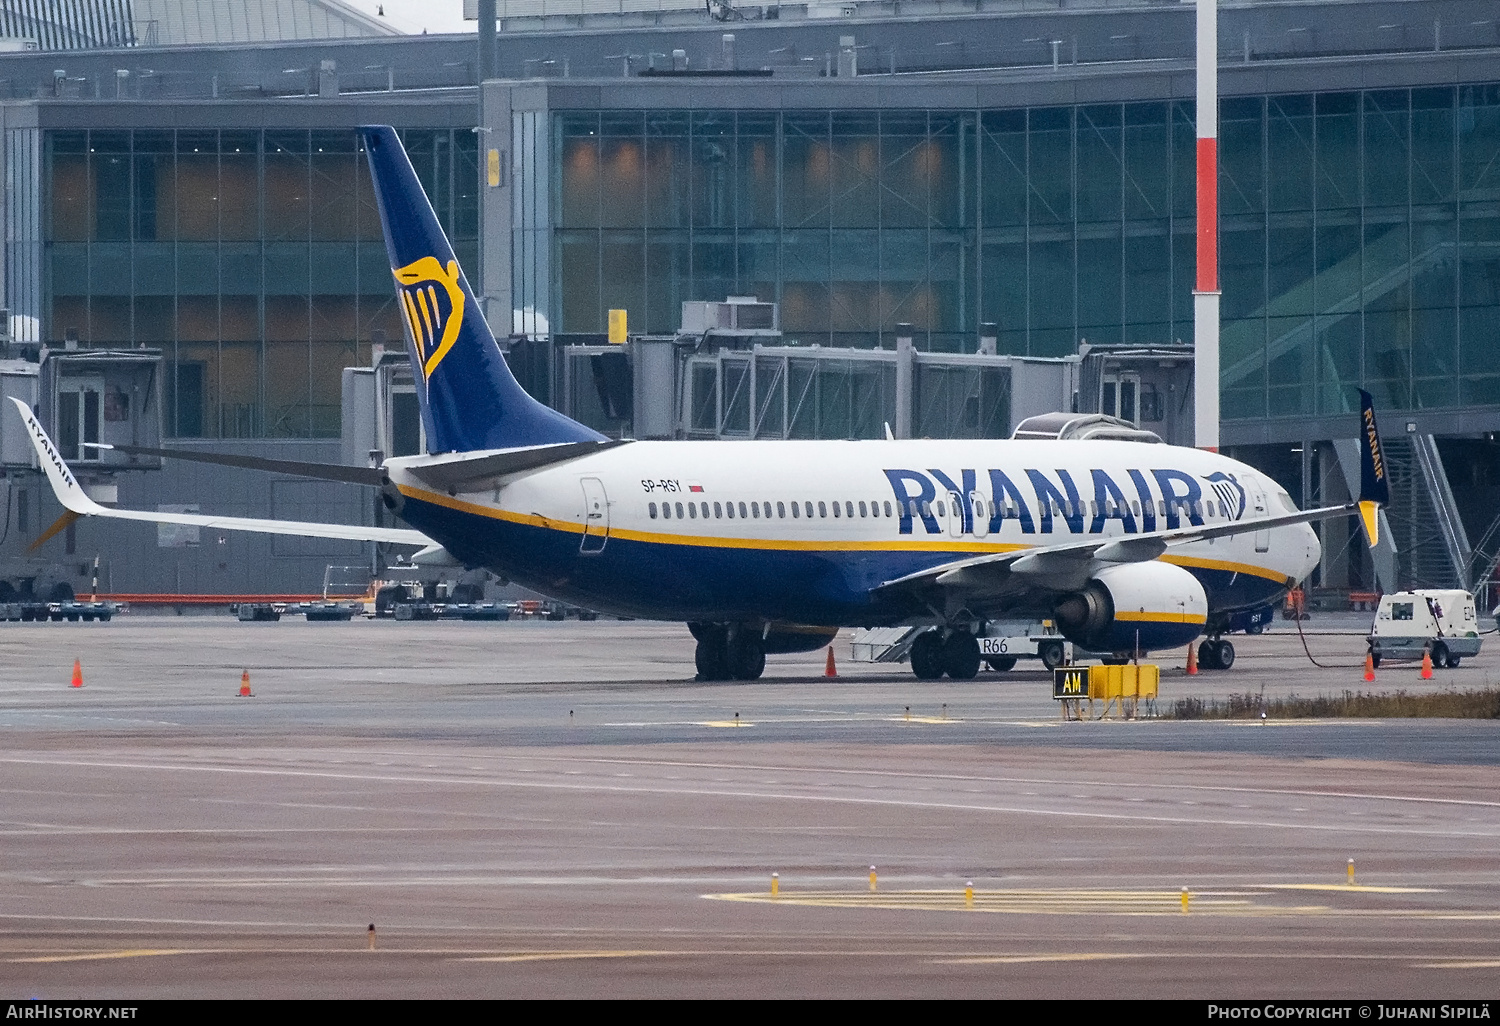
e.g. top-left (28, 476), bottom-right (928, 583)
top-left (0, 599), bottom-right (119, 622)
top-left (1368, 589), bottom-right (1480, 668)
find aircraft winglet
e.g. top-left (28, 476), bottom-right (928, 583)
top-left (1356, 388), bottom-right (1389, 548)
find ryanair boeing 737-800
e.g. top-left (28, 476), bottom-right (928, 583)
top-left (10, 126), bottom-right (1391, 682)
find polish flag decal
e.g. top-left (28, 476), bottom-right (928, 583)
top-left (688, 483), bottom-right (704, 493)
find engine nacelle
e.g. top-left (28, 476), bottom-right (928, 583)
top-left (1053, 562), bottom-right (1208, 653)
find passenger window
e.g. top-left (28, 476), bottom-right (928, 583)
top-left (818, 501), bottom-right (827, 518)
top-left (791, 501), bottom-right (800, 518)
top-left (832, 501), bottom-right (841, 518)
top-left (662, 503), bottom-right (672, 519)
top-left (739, 502), bottom-right (748, 518)
top-left (909, 500), bottom-right (919, 518)
top-left (701, 502), bottom-right (709, 518)
top-left (726, 502), bottom-right (735, 519)
top-left (680, 502), bottom-right (689, 518)
top-left (936, 501), bottom-right (946, 517)
top-left (777, 501), bottom-right (786, 518)
top-left (688, 503), bottom-right (697, 519)
top-left (714, 502), bottom-right (722, 518)
top-left (885, 501), bottom-right (893, 517)
top-left (751, 502), bottom-right (759, 518)
top-left (845, 501), bottom-right (853, 518)
top-left (805, 501), bottom-right (814, 517)
top-left (649, 502), bottom-right (658, 519)
top-left (859, 501), bottom-right (867, 517)
top-left (921, 501), bottom-right (932, 518)
top-left (1132, 500), bottom-right (1140, 516)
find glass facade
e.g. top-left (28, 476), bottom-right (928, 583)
top-left (546, 84), bottom-right (1500, 420)
top-left (45, 127), bottom-right (479, 438)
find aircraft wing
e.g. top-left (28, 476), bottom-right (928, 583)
top-left (877, 502), bottom-right (1354, 596)
top-left (10, 398), bottom-right (429, 547)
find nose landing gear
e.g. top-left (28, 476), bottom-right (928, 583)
top-left (1196, 637), bottom-right (1236, 671)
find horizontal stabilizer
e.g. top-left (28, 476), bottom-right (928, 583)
top-left (98, 443), bottom-right (384, 487)
top-left (403, 439), bottom-right (630, 492)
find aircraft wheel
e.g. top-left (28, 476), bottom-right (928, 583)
top-left (1430, 642), bottom-right (1449, 670)
top-left (1039, 641), bottom-right (1065, 671)
top-left (942, 632), bottom-right (981, 680)
top-left (909, 631), bottom-right (944, 680)
top-left (1216, 640), bottom-right (1235, 669)
top-left (726, 628), bottom-right (765, 681)
top-left (694, 626), bottom-right (729, 681)
top-left (1447, 653), bottom-right (1462, 668)
top-left (1197, 640), bottom-right (1220, 671)
top-left (985, 656), bottom-right (1016, 672)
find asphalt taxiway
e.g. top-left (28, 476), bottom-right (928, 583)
top-left (1, 616), bottom-right (1497, 998)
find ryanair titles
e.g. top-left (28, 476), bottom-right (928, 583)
top-left (883, 467), bottom-right (1247, 536)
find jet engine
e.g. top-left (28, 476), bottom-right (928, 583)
top-left (1053, 562), bottom-right (1208, 653)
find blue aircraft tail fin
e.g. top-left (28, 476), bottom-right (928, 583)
top-left (358, 125), bottom-right (604, 453)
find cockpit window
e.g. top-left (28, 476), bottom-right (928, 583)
top-left (1276, 490), bottom-right (1298, 513)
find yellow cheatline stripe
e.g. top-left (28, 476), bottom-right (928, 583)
top-left (9, 949), bottom-right (217, 963)
top-left (1162, 553), bottom-right (1296, 587)
top-left (1261, 884), bottom-right (1443, 894)
top-left (456, 950), bottom-right (673, 963)
top-left (395, 485), bottom-right (1300, 582)
top-left (1115, 610), bottom-right (1209, 625)
top-left (934, 953), bottom-right (1147, 965)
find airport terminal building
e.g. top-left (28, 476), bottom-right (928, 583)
top-left (0, 0), bottom-right (1497, 601)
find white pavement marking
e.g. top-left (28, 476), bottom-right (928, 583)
top-left (0, 754), bottom-right (1495, 840)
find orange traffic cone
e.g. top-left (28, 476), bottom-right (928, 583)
top-left (824, 647), bottom-right (837, 678)
top-left (1364, 652), bottom-right (1376, 682)
top-left (239, 669), bottom-right (253, 698)
top-left (1185, 643), bottom-right (1198, 676)
top-left (1420, 649), bottom-right (1433, 680)
top-left (69, 659), bottom-right (82, 688)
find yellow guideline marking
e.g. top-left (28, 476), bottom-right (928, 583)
top-left (1262, 884), bottom-right (1443, 894)
top-left (887, 716), bottom-right (955, 725)
top-left (1413, 960), bottom-right (1500, 969)
top-left (457, 950), bottom-right (670, 963)
top-left (935, 953), bottom-right (1147, 965)
top-left (10, 949), bottom-right (213, 963)
top-left (700, 720), bottom-right (754, 728)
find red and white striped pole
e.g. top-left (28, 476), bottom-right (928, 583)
top-left (1194, 0), bottom-right (1220, 452)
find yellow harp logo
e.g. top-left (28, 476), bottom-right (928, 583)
top-left (394, 256), bottom-right (465, 379)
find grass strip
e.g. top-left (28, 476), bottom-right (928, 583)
top-left (1170, 688), bottom-right (1500, 720)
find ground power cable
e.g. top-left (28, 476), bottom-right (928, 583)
top-left (1292, 605), bottom-right (1364, 670)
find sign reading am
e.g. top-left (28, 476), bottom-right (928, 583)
top-left (1053, 666), bottom-right (1088, 700)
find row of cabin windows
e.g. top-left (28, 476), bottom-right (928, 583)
top-left (650, 498), bottom-right (900, 521)
top-left (647, 496), bottom-right (1231, 522)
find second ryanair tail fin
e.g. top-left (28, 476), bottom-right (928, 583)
top-left (1356, 388), bottom-right (1390, 548)
top-left (359, 126), bottom-right (605, 454)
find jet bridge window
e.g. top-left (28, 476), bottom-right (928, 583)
top-left (1392, 602), bottom-right (1414, 621)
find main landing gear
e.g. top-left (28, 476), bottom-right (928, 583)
top-left (690, 623), bottom-right (766, 681)
top-left (910, 628), bottom-right (981, 681)
top-left (1196, 637), bottom-right (1236, 671)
